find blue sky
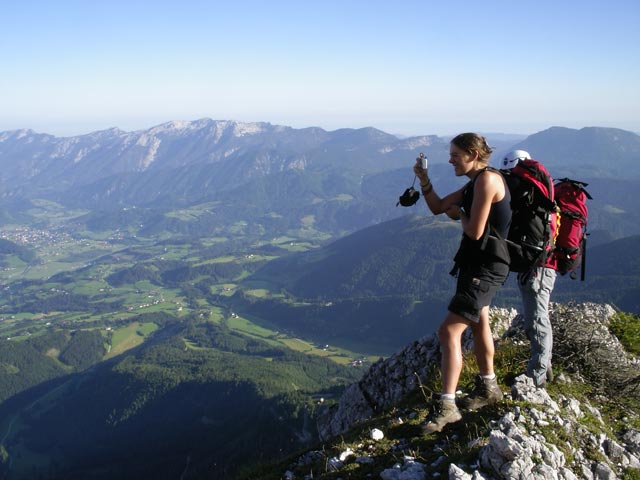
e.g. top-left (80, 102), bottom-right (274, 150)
top-left (1, 0), bottom-right (639, 137)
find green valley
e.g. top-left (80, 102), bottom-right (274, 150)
top-left (0, 201), bottom-right (377, 480)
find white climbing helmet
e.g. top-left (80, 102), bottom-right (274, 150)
top-left (502, 149), bottom-right (531, 168)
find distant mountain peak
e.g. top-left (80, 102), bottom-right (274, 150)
top-left (83, 127), bottom-right (125, 139)
top-left (0, 128), bottom-right (40, 142)
top-left (144, 118), bottom-right (273, 138)
top-left (147, 119), bottom-right (209, 135)
top-left (229, 120), bottom-right (270, 137)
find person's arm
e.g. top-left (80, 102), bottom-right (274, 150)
top-left (413, 161), bottom-right (464, 216)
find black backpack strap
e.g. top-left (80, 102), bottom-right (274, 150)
top-left (581, 235), bottom-right (587, 281)
top-left (556, 177), bottom-right (593, 200)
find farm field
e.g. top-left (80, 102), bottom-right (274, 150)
top-left (1, 218), bottom-right (376, 368)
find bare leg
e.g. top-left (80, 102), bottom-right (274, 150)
top-left (438, 311), bottom-right (471, 394)
top-left (423, 310), bottom-right (476, 433)
top-left (468, 306), bottom-right (494, 376)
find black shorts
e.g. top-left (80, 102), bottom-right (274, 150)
top-left (448, 262), bottom-right (509, 323)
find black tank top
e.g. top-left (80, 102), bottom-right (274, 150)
top-left (461, 168), bottom-right (511, 237)
top-left (454, 168), bottom-right (512, 269)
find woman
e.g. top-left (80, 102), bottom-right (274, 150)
top-left (413, 132), bottom-right (511, 433)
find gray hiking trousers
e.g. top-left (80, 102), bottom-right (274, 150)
top-left (517, 266), bottom-right (557, 387)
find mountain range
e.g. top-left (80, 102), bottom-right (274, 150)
top-left (2, 119), bottom-right (640, 479)
top-left (2, 120), bottom-right (640, 241)
top-left (0, 120), bottom-right (440, 202)
top-left (3, 122), bottom-right (637, 199)
top-left (2, 120), bottom-right (640, 356)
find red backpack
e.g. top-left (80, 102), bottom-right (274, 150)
top-left (551, 178), bottom-right (592, 280)
top-left (499, 159), bottom-right (557, 272)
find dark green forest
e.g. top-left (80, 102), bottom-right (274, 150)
top-left (0, 316), bottom-right (361, 480)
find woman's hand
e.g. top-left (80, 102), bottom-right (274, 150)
top-left (413, 158), bottom-right (429, 185)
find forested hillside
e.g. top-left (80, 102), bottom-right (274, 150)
top-left (237, 215), bottom-right (640, 355)
top-left (0, 315), bottom-right (361, 479)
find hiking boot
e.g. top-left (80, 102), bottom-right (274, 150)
top-left (531, 366), bottom-right (553, 388)
top-left (421, 400), bottom-right (462, 434)
top-left (458, 375), bottom-right (503, 410)
top-left (546, 365), bottom-right (554, 383)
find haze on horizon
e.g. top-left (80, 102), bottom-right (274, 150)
top-left (1, 0), bottom-right (639, 138)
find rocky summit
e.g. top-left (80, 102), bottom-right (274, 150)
top-left (253, 302), bottom-right (640, 480)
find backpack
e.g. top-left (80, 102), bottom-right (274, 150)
top-left (499, 160), bottom-right (557, 273)
top-left (551, 178), bottom-right (592, 280)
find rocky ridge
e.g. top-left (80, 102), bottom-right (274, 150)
top-left (259, 303), bottom-right (640, 480)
